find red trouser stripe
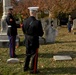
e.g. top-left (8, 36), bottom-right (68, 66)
top-left (34, 49), bottom-right (38, 73)
top-left (11, 36), bottom-right (14, 57)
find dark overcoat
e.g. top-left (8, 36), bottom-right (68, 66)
top-left (22, 16), bottom-right (44, 50)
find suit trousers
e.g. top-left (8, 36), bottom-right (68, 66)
top-left (8, 36), bottom-right (16, 58)
top-left (24, 47), bottom-right (38, 73)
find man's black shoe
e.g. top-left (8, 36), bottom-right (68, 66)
top-left (14, 54), bottom-right (17, 58)
top-left (24, 67), bottom-right (30, 72)
top-left (24, 68), bottom-right (28, 72)
top-left (10, 54), bottom-right (17, 58)
top-left (30, 70), bottom-right (40, 74)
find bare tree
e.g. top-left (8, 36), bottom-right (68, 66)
top-left (11, 0), bottom-right (76, 18)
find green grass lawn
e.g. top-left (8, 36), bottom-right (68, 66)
top-left (0, 26), bottom-right (76, 75)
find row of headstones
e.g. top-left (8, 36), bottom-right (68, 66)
top-left (0, 16), bottom-right (59, 45)
top-left (1, 16), bottom-right (76, 45)
top-left (40, 18), bottom-right (76, 44)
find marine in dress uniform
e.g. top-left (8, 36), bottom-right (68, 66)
top-left (6, 7), bottom-right (19, 58)
top-left (22, 7), bottom-right (44, 74)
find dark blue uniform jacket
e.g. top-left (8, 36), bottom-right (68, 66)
top-left (6, 13), bottom-right (18, 36)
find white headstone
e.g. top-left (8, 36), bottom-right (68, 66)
top-left (45, 25), bottom-right (56, 43)
top-left (53, 55), bottom-right (72, 61)
top-left (72, 19), bottom-right (76, 30)
top-left (7, 58), bottom-right (20, 64)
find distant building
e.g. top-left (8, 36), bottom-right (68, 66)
top-left (71, 10), bottom-right (76, 19)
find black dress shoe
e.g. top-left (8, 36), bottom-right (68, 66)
top-left (14, 54), bottom-right (17, 58)
top-left (24, 68), bottom-right (28, 72)
top-left (24, 67), bottom-right (30, 72)
top-left (30, 70), bottom-right (40, 74)
top-left (10, 55), bottom-right (17, 58)
top-left (13, 54), bottom-right (17, 58)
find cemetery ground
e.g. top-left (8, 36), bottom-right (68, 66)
top-left (0, 26), bottom-right (76, 75)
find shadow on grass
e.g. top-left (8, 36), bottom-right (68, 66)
top-left (17, 54), bottom-right (25, 58)
top-left (39, 53), bottom-right (53, 58)
top-left (38, 51), bottom-right (76, 59)
top-left (40, 40), bottom-right (76, 45)
top-left (36, 40), bottom-right (76, 46)
top-left (55, 40), bottom-right (76, 44)
top-left (17, 51), bottom-right (76, 59)
top-left (17, 53), bottom-right (53, 58)
top-left (12, 40), bottom-right (76, 47)
top-left (54, 51), bottom-right (76, 58)
top-left (40, 67), bottom-right (76, 74)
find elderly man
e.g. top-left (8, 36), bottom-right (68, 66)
top-left (22, 7), bottom-right (44, 74)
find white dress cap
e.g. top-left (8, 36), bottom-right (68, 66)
top-left (28, 7), bottom-right (39, 11)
